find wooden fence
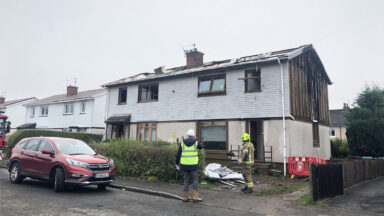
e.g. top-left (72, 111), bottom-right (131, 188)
top-left (311, 160), bottom-right (384, 201)
top-left (342, 160), bottom-right (384, 188)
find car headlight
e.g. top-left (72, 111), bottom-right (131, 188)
top-left (66, 158), bottom-right (88, 168)
top-left (109, 159), bottom-right (114, 166)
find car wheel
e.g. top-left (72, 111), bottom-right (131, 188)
top-left (97, 184), bottom-right (109, 190)
top-left (54, 168), bottom-right (65, 192)
top-left (9, 162), bottom-right (23, 184)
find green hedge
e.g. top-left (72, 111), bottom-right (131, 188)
top-left (4, 129), bottom-right (103, 158)
top-left (89, 138), bottom-right (205, 183)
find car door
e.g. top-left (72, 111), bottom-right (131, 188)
top-left (35, 139), bottom-right (55, 177)
top-left (21, 139), bottom-right (41, 174)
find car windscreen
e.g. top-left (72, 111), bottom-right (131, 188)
top-left (54, 139), bottom-right (96, 155)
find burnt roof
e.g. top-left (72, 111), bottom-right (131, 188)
top-left (330, 109), bottom-right (349, 127)
top-left (26, 89), bottom-right (106, 106)
top-left (103, 44), bottom-right (331, 87)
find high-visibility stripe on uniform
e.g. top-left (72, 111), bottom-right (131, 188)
top-left (180, 141), bottom-right (199, 165)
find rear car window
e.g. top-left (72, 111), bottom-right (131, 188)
top-left (18, 140), bottom-right (30, 150)
top-left (37, 139), bottom-right (54, 152)
top-left (25, 139), bottom-right (41, 151)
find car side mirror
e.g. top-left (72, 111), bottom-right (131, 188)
top-left (42, 148), bottom-right (54, 155)
top-left (6, 121), bottom-right (11, 133)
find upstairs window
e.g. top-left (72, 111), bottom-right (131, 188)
top-left (31, 107), bottom-right (35, 117)
top-left (118, 87), bottom-right (127, 104)
top-left (80, 102), bottom-right (86, 113)
top-left (198, 75), bottom-right (226, 96)
top-left (40, 106), bottom-right (48, 116)
top-left (64, 103), bottom-right (74, 114)
top-left (244, 69), bottom-right (261, 92)
top-left (138, 84), bottom-right (158, 102)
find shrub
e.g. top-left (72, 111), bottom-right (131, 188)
top-left (331, 138), bottom-right (349, 158)
top-left (89, 138), bottom-right (205, 183)
top-left (4, 129), bottom-right (102, 158)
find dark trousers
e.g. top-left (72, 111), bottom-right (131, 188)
top-left (183, 170), bottom-right (198, 191)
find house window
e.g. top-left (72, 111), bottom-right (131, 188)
top-left (137, 123), bottom-right (157, 141)
top-left (80, 102), bottom-right (86, 113)
top-left (31, 107), bottom-right (35, 117)
top-left (330, 129), bottom-right (335, 137)
top-left (138, 84), bottom-right (158, 102)
top-left (118, 87), bottom-right (127, 104)
top-left (313, 122), bottom-right (320, 147)
top-left (64, 103), bottom-right (74, 114)
top-left (244, 69), bottom-right (261, 92)
top-left (198, 75), bottom-right (226, 96)
top-left (199, 120), bottom-right (227, 150)
top-left (40, 106), bottom-right (48, 116)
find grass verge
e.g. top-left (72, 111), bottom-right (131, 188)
top-left (295, 193), bottom-right (317, 205)
top-left (256, 181), bottom-right (308, 196)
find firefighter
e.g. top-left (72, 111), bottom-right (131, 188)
top-left (239, 132), bottom-right (255, 193)
top-left (175, 129), bottom-right (204, 202)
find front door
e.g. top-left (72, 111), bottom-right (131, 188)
top-left (249, 120), bottom-right (263, 161)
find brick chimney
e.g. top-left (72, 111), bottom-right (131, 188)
top-left (0, 96), bottom-right (4, 104)
top-left (67, 85), bottom-right (78, 96)
top-left (185, 48), bottom-right (204, 68)
top-left (343, 103), bottom-right (349, 109)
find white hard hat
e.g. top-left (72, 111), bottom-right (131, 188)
top-left (187, 129), bottom-right (195, 137)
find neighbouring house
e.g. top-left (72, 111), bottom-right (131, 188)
top-left (330, 103), bottom-right (349, 140)
top-left (0, 96), bottom-right (38, 133)
top-left (24, 86), bottom-right (106, 134)
top-left (103, 44), bottom-right (332, 163)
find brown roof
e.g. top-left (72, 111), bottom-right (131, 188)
top-left (26, 89), bottom-right (106, 106)
top-left (0, 97), bottom-right (37, 108)
top-left (103, 44), bottom-right (331, 87)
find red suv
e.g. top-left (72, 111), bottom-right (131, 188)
top-left (7, 137), bottom-right (116, 192)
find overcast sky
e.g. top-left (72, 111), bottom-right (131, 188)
top-left (1, 0), bottom-right (383, 109)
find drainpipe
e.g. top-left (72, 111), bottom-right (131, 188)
top-left (277, 58), bottom-right (287, 177)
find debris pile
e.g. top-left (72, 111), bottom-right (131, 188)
top-left (204, 163), bottom-right (244, 181)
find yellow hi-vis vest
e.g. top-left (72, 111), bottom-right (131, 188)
top-left (242, 141), bottom-right (255, 164)
top-left (180, 141), bottom-right (199, 165)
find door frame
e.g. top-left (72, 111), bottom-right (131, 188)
top-left (245, 119), bottom-right (265, 162)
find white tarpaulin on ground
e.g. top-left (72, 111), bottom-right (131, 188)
top-left (204, 163), bottom-right (244, 181)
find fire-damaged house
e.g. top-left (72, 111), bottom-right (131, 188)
top-left (103, 44), bottom-right (331, 163)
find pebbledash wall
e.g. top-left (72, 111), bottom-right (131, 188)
top-left (106, 62), bottom-right (331, 162)
top-left (26, 93), bottom-right (106, 134)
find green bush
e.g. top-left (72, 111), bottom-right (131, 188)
top-left (4, 129), bottom-right (102, 158)
top-left (331, 138), bottom-right (349, 158)
top-left (89, 138), bottom-right (205, 183)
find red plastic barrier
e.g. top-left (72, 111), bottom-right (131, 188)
top-left (288, 156), bottom-right (326, 177)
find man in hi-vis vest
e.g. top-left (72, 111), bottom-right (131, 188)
top-left (239, 133), bottom-right (255, 193)
top-left (175, 129), bottom-right (204, 202)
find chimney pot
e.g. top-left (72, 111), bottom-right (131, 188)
top-left (0, 97), bottom-right (4, 104)
top-left (67, 86), bottom-right (78, 96)
top-left (185, 49), bottom-right (204, 68)
top-left (343, 103), bottom-right (349, 109)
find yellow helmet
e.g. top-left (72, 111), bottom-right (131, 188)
top-left (241, 133), bottom-right (250, 141)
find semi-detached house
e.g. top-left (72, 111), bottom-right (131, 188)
top-left (103, 44), bottom-right (332, 163)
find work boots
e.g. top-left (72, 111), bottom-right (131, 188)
top-left (192, 190), bottom-right (203, 202)
top-left (241, 186), bottom-right (248, 192)
top-left (245, 187), bottom-right (253, 193)
top-left (182, 191), bottom-right (190, 202)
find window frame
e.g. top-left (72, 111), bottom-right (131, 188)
top-left (198, 120), bottom-right (228, 152)
top-left (313, 122), bottom-right (320, 147)
top-left (40, 106), bottom-right (48, 117)
top-left (80, 102), bottom-right (86, 114)
top-left (118, 87), bottom-right (127, 105)
top-left (24, 139), bottom-right (41, 152)
top-left (244, 69), bottom-right (261, 93)
top-left (137, 122), bottom-right (157, 141)
top-left (31, 107), bottom-right (35, 117)
top-left (198, 74), bottom-right (226, 96)
top-left (64, 103), bottom-right (74, 115)
top-left (138, 83), bottom-right (159, 103)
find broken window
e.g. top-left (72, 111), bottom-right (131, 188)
top-left (137, 122), bottom-right (157, 141)
top-left (138, 84), bottom-right (158, 102)
top-left (118, 87), bottom-right (127, 104)
top-left (244, 69), bottom-right (261, 92)
top-left (198, 75), bottom-right (226, 96)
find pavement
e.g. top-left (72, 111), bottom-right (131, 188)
top-left (1, 160), bottom-right (384, 215)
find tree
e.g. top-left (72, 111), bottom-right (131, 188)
top-left (346, 86), bottom-right (384, 157)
